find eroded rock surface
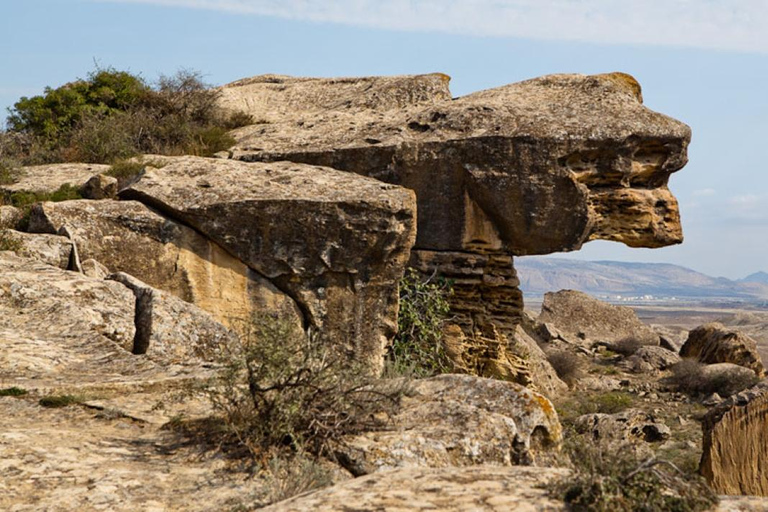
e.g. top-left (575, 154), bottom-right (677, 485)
top-left (681, 323), bottom-right (766, 377)
top-left (0, 230), bottom-right (75, 269)
top-left (701, 382), bottom-right (768, 496)
top-left (339, 374), bottom-right (562, 474)
top-left (122, 156), bottom-right (417, 372)
top-left (575, 408), bottom-right (671, 443)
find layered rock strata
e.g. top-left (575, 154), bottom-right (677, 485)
top-left (700, 382), bottom-right (768, 496)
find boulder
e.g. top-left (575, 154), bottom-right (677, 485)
top-left (338, 374), bottom-right (562, 475)
top-left (627, 345), bottom-right (681, 372)
top-left (260, 465), bottom-right (569, 512)
top-left (0, 163), bottom-right (109, 195)
top-left (701, 381), bottom-right (768, 496)
top-left (574, 408), bottom-right (671, 443)
top-left (0, 205), bottom-right (21, 229)
top-left (121, 156), bottom-right (417, 372)
top-left (537, 290), bottom-right (660, 348)
top-left (80, 173), bottom-right (118, 199)
top-left (681, 323), bottom-right (765, 377)
top-left (700, 363), bottom-right (759, 393)
top-left (0, 229), bottom-right (75, 269)
top-left (26, 199), bottom-right (300, 330)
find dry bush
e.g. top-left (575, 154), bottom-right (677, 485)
top-left (197, 310), bottom-right (406, 459)
top-left (550, 438), bottom-right (718, 512)
top-left (547, 350), bottom-right (584, 387)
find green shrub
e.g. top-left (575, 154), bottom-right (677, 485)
top-left (0, 386), bottom-right (27, 397)
top-left (198, 311), bottom-right (404, 458)
top-left (557, 391), bottom-right (636, 427)
top-left (5, 183), bottom-right (82, 209)
top-left (550, 438), bottom-right (718, 512)
top-left (3, 67), bottom-right (249, 165)
top-left (0, 230), bottom-right (22, 252)
top-left (39, 394), bottom-right (85, 408)
top-left (387, 269), bottom-right (453, 377)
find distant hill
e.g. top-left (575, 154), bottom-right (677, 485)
top-left (741, 271), bottom-right (768, 285)
top-left (516, 257), bottom-right (768, 300)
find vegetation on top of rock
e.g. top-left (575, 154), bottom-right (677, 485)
top-left (387, 269), bottom-right (453, 377)
top-left (38, 394), bottom-right (86, 408)
top-left (550, 438), bottom-right (718, 512)
top-left (1, 67), bottom-right (252, 166)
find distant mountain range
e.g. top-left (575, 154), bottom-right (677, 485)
top-left (516, 257), bottom-right (768, 301)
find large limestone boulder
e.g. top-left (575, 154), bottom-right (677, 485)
top-left (537, 290), bottom-right (660, 348)
top-left (701, 381), bottom-right (768, 496)
top-left (222, 72), bottom-right (689, 386)
top-left (339, 374), bottom-right (562, 475)
top-left (260, 465), bottom-right (570, 512)
top-left (228, 72), bottom-right (689, 256)
top-left (26, 198), bottom-right (299, 330)
top-left (121, 156), bottom-right (417, 372)
top-left (681, 323), bottom-right (766, 377)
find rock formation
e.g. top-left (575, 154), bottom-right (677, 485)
top-left (537, 289), bottom-right (660, 348)
top-left (681, 323), bottom-right (766, 377)
top-left (338, 374), bottom-right (562, 475)
top-left (218, 72), bottom-right (689, 386)
top-left (575, 408), bottom-right (671, 443)
top-left (700, 381), bottom-right (768, 496)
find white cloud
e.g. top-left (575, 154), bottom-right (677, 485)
top-left (692, 188), bottom-right (716, 197)
top-left (92, 0), bottom-right (768, 53)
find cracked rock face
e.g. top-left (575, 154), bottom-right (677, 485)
top-left (121, 156), bottom-right (417, 373)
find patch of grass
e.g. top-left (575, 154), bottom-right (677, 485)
top-left (550, 438), bottom-right (718, 512)
top-left (39, 394), bottom-right (85, 408)
top-left (0, 386), bottom-right (28, 397)
top-left (387, 268), bottom-right (453, 377)
top-left (6, 183), bottom-right (82, 208)
top-left (261, 454), bottom-right (334, 506)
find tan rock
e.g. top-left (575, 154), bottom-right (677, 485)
top-left (0, 205), bottom-right (22, 229)
top-left (108, 272), bottom-right (236, 363)
top-left (0, 162), bottom-right (109, 195)
top-left (537, 290), bottom-right (660, 348)
top-left (681, 323), bottom-right (765, 377)
top-left (261, 465), bottom-right (569, 512)
top-left (26, 199), bottom-right (299, 330)
top-left (574, 408), bottom-right (671, 443)
top-left (627, 345), bottom-right (681, 372)
top-left (0, 229), bottom-right (75, 269)
top-left (121, 156), bottom-right (417, 372)
top-left (81, 258), bottom-right (110, 279)
top-left (339, 374), bottom-right (562, 474)
top-left (701, 382), bottom-right (768, 496)
top-left (80, 173), bottom-right (118, 199)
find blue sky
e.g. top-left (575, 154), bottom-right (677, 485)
top-left (1, 0), bottom-right (767, 279)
